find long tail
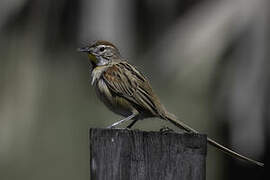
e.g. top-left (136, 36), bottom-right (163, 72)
top-left (163, 113), bottom-right (264, 167)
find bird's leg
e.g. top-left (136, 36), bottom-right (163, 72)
top-left (107, 114), bottom-right (136, 128)
top-left (126, 118), bottom-right (139, 129)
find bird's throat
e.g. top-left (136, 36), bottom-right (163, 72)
top-left (88, 53), bottom-right (98, 64)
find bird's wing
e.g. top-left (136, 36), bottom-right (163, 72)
top-left (102, 62), bottom-right (164, 116)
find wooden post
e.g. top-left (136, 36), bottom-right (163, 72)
top-left (89, 128), bottom-right (207, 180)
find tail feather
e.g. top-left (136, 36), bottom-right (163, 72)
top-left (163, 113), bottom-right (264, 167)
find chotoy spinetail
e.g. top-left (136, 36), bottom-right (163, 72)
top-left (78, 40), bottom-right (264, 167)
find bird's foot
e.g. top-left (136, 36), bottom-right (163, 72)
top-left (107, 124), bottom-right (131, 130)
top-left (107, 124), bottom-right (116, 129)
top-left (159, 126), bottom-right (174, 134)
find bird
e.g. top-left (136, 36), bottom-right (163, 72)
top-left (78, 40), bottom-right (264, 167)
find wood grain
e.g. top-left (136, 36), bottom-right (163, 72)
top-left (89, 128), bottom-right (207, 180)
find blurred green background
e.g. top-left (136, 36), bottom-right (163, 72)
top-left (0, 0), bottom-right (268, 179)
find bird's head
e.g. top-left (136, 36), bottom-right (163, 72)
top-left (78, 40), bottom-right (121, 67)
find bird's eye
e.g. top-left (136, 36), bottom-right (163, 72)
top-left (99, 47), bottom-right (105, 52)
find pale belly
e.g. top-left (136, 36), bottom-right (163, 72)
top-left (94, 79), bottom-right (135, 117)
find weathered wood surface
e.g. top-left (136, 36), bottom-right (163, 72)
top-left (89, 128), bottom-right (207, 180)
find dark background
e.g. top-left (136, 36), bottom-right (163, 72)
top-left (0, 0), bottom-right (268, 179)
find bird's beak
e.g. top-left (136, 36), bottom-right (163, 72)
top-left (77, 46), bottom-right (90, 53)
top-left (77, 46), bottom-right (98, 64)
